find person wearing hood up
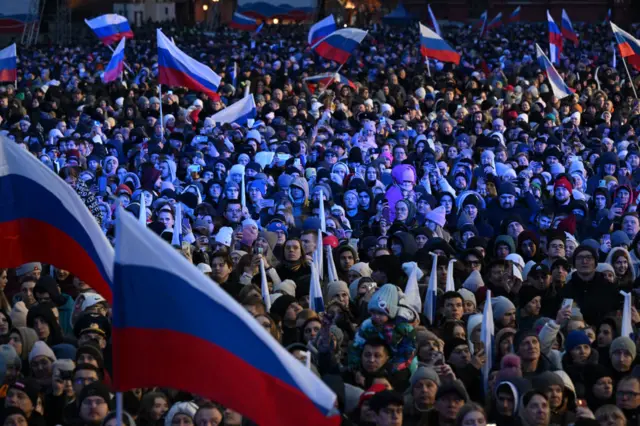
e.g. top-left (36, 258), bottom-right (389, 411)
top-left (488, 378), bottom-right (532, 426)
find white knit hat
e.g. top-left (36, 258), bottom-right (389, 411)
top-left (215, 227), bottom-right (234, 247)
top-left (29, 341), bottom-right (57, 364)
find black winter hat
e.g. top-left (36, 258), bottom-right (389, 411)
top-left (572, 245), bottom-right (598, 267)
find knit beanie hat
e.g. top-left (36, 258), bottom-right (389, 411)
top-left (10, 302), bottom-right (28, 328)
top-left (0, 345), bottom-right (20, 371)
top-left (610, 336), bottom-right (637, 360)
top-left (410, 366), bottom-right (441, 389)
top-left (9, 378), bottom-right (39, 406)
top-left (492, 296), bottom-right (516, 321)
top-left (573, 245), bottom-right (598, 267)
top-left (215, 226), bottom-right (234, 247)
top-left (165, 402), bottom-right (198, 426)
top-left (350, 262), bottom-right (373, 278)
top-left (79, 381), bottom-right (113, 410)
top-left (597, 263), bottom-right (615, 274)
top-left (28, 341), bottom-right (57, 364)
top-left (462, 270), bottom-right (485, 292)
top-left (565, 330), bottom-right (591, 353)
top-left (368, 284), bottom-right (400, 318)
top-left (274, 279), bottom-right (297, 297)
top-left (426, 206), bottom-right (447, 227)
top-left (458, 288), bottom-right (476, 309)
top-left (518, 286), bottom-right (541, 309)
top-left (445, 338), bottom-right (469, 361)
top-left (500, 354), bottom-right (522, 377)
top-left (514, 330), bottom-right (539, 352)
top-left (327, 281), bottom-right (350, 301)
top-left (248, 179), bottom-right (267, 196)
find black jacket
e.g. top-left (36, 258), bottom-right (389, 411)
top-left (558, 272), bottom-right (621, 326)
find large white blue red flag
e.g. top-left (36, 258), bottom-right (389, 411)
top-left (547, 11), bottom-right (563, 64)
top-left (209, 94), bottom-right (257, 125)
top-left (157, 29), bottom-right (221, 99)
top-left (419, 23), bottom-right (460, 64)
top-left (561, 9), bottom-right (578, 46)
top-left (0, 136), bottom-right (114, 301)
top-left (85, 14), bottom-right (134, 45)
top-left (0, 44), bottom-right (17, 83)
top-left (113, 208), bottom-right (339, 426)
top-left (308, 15), bottom-right (336, 46)
top-left (102, 38), bottom-right (125, 83)
top-left (536, 44), bottom-right (572, 99)
top-left (312, 28), bottom-right (368, 64)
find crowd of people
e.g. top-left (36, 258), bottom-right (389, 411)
top-left (0, 12), bottom-right (639, 426)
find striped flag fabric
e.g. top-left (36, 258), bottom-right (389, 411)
top-left (85, 14), bottom-right (134, 45)
top-left (230, 12), bottom-right (259, 31)
top-left (419, 23), bottom-right (460, 64)
top-left (547, 11), bottom-right (563, 64)
top-left (312, 28), bottom-right (368, 64)
top-left (509, 6), bottom-right (521, 23)
top-left (157, 29), bottom-right (221, 99)
top-left (0, 44), bottom-right (17, 83)
top-left (536, 43), bottom-right (572, 99)
top-left (0, 136), bottom-right (114, 301)
top-left (209, 95), bottom-right (257, 125)
top-left (102, 37), bottom-right (126, 83)
top-left (483, 291), bottom-right (495, 387)
top-left (486, 12), bottom-right (502, 31)
top-left (308, 15), bottom-right (337, 46)
top-left (112, 209), bottom-right (340, 426)
top-left (561, 9), bottom-right (579, 46)
top-left (611, 22), bottom-right (640, 70)
top-left (424, 252), bottom-right (438, 325)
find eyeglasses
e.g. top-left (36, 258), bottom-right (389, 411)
top-left (617, 391), bottom-right (640, 398)
top-left (575, 255), bottom-right (594, 263)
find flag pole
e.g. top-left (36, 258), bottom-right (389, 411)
top-left (425, 55), bottom-right (431, 77)
top-left (158, 84), bottom-right (165, 140)
top-left (622, 56), bottom-right (639, 99)
top-left (115, 392), bottom-right (123, 426)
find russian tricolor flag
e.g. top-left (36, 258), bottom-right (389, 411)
top-left (308, 15), bottom-right (336, 46)
top-left (304, 72), bottom-right (356, 90)
top-left (210, 94), bottom-right (257, 125)
top-left (157, 29), bottom-right (221, 99)
top-left (113, 209), bottom-right (340, 426)
top-left (424, 252), bottom-right (438, 325)
top-left (0, 136), bottom-right (114, 302)
top-left (419, 23), bottom-right (460, 65)
top-left (477, 10), bottom-right (488, 38)
top-left (0, 44), bottom-right (17, 83)
top-left (536, 43), bottom-right (572, 99)
top-left (509, 6), bottom-right (521, 23)
top-left (230, 12), bottom-right (259, 31)
top-left (84, 14), bottom-right (134, 46)
top-left (102, 38), bottom-right (125, 83)
top-left (312, 28), bottom-right (368, 65)
top-left (547, 11), bottom-right (563, 64)
top-left (482, 291), bottom-right (495, 388)
top-left (611, 22), bottom-right (640, 71)
top-left (561, 9), bottom-right (578, 46)
top-left (487, 12), bottom-right (502, 31)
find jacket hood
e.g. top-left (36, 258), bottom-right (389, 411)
top-left (605, 247), bottom-right (636, 281)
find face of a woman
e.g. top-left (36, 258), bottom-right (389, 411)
top-left (440, 195), bottom-right (453, 214)
top-left (226, 187), bottom-right (239, 199)
top-left (462, 410), bottom-right (486, 426)
top-left (614, 255), bottom-right (629, 277)
top-left (396, 202), bottom-right (409, 221)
